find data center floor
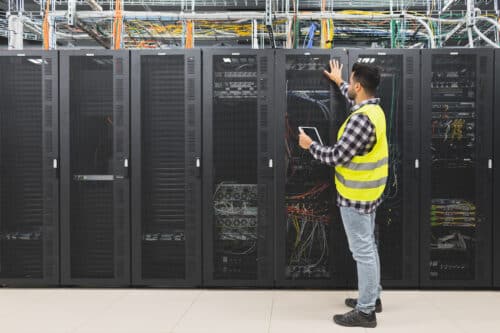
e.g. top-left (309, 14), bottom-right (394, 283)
top-left (0, 289), bottom-right (499, 333)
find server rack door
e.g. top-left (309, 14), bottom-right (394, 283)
top-left (494, 49), bottom-right (500, 288)
top-left (420, 49), bottom-right (493, 288)
top-left (274, 50), bottom-right (350, 288)
top-left (0, 51), bottom-right (59, 286)
top-left (131, 50), bottom-right (202, 287)
top-left (345, 49), bottom-right (420, 288)
top-left (60, 51), bottom-right (130, 286)
top-left (202, 49), bottom-right (274, 287)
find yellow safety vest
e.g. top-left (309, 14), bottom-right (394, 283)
top-left (335, 104), bottom-right (389, 202)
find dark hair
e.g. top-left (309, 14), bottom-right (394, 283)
top-left (351, 62), bottom-right (381, 96)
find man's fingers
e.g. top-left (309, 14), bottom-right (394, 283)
top-left (323, 69), bottom-right (330, 77)
top-left (340, 63), bottom-right (343, 73)
top-left (299, 128), bottom-right (305, 134)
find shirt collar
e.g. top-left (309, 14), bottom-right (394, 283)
top-left (351, 97), bottom-right (380, 112)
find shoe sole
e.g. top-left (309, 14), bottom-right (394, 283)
top-left (333, 317), bottom-right (377, 328)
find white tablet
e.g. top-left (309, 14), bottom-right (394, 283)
top-left (298, 126), bottom-right (324, 145)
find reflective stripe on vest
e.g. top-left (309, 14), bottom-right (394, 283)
top-left (342, 157), bottom-right (389, 171)
top-left (335, 172), bottom-right (388, 189)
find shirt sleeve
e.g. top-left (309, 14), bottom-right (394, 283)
top-left (308, 114), bottom-right (375, 166)
top-left (339, 81), bottom-right (355, 106)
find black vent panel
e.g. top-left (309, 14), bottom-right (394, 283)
top-left (69, 56), bottom-right (115, 279)
top-left (141, 55), bottom-right (187, 279)
top-left (0, 56), bottom-right (45, 279)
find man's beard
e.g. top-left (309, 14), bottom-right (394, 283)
top-left (347, 89), bottom-right (356, 100)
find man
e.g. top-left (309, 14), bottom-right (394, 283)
top-left (299, 60), bottom-right (387, 329)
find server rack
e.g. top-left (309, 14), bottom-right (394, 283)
top-left (494, 49), bottom-right (500, 289)
top-left (131, 50), bottom-right (202, 287)
top-left (274, 49), bottom-right (350, 288)
top-left (202, 49), bottom-right (275, 287)
top-left (346, 49), bottom-right (421, 288)
top-left (60, 50), bottom-right (130, 286)
top-left (0, 51), bottom-right (59, 286)
top-left (420, 49), bottom-right (493, 288)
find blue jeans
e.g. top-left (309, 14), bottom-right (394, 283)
top-left (340, 206), bottom-right (382, 314)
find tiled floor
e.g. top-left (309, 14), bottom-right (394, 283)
top-left (0, 289), bottom-right (499, 333)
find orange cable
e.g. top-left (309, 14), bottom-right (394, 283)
top-left (113, 0), bottom-right (123, 49)
top-left (186, 20), bottom-right (194, 48)
top-left (43, 0), bottom-right (51, 50)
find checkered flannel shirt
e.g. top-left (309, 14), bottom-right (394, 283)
top-left (308, 81), bottom-right (383, 214)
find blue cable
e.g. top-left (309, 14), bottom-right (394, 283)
top-left (303, 23), bottom-right (317, 48)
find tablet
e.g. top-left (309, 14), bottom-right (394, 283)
top-left (298, 126), bottom-right (324, 145)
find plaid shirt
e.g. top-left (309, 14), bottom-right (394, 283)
top-left (308, 81), bottom-right (383, 214)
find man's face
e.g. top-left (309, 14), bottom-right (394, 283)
top-left (347, 72), bottom-right (358, 100)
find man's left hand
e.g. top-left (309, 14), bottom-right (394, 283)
top-left (298, 128), bottom-right (313, 150)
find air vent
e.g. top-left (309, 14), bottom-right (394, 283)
top-left (45, 79), bottom-right (52, 101)
top-left (406, 79), bottom-right (414, 101)
top-left (406, 104), bottom-right (413, 127)
top-left (187, 57), bottom-right (195, 75)
top-left (260, 104), bottom-right (268, 127)
top-left (187, 78), bottom-right (195, 100)
top-left (44, 57), bottom-right (53, 75)
top-left (187, 104), bottom-right (195, 126)
top-left (115, 105), bottom-right (124, 126)
top-left (140, 54), bottom-right (187, 280)
top-left (188, 129), bottom-right (196, 153)
top-left (260, 78), bottom-right (267, 91)
top-left (260, 56), bottom-right (268, 74)
top-left (406, 56), bottom-right (414, 75)
top-left (115, 79), bottom-right (124, 101)
top-left (115, 58), bottom-right (124, 75)
top-left (45, 107), bottom-right (53, 127)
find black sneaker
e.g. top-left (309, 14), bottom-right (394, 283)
top-left (345, 298), bottom-right (382, 313)
top-left (333, 309), bottom-right (377, 328)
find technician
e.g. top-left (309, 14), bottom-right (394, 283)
top-left (299, 60), bottom-right (387, 329)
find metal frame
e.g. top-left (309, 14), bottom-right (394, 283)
top-left (0, 50), bottom-right (59, 287)
top-left (131, 49), bottom-right (202, 287)
top-left (347, 49), bottom-right (421, 289)
top-left (6, 0), bottom-right (500, 49)
top-left (60, 49), bottom-right (130, 287)
top-left (273, 48), bottom-right (350, 288)
top-left (494, 48), bottom-right (500, 289)
top-left (420, 48), bottom-right (493, 288)
top-left (202, 48), bottom-right (275, 287)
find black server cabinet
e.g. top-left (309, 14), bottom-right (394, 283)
top-left (494, 49), bottom-right (500, 288)
top-left (202, 49), bottom-right (275, 287)
top-left (131, 50), bottom-right (202, 287)
top-left (60, 50), bottom-right (130, 286)
top-left (420, 49), bottom-right (493, 288)
top-left (0, 51), bottom-right (59, 286)
top-left (346, 49), bottom-right (420, 288)
top-left (274, 50), bottom-right (350, 288)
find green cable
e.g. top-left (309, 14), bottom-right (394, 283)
top-left (293, 17), bottom-right (299, 49)
top-left (390, 19), bottom-right (396, 48)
